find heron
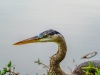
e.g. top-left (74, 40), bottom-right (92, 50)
top-left (13, 29), bottom-right (100, 75)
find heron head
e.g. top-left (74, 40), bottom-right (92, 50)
top-left (13, 29), bottom-right (64, 45)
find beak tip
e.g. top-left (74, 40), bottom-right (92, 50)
top-left (13, 42), bottom-right (23, 45)
top-left (13, 43), bottom-right (17, 45)
top-left (13, 44), bottom-right (15, 45)
top-left (13, 43), bottom-right (19, 45)
top-left (13, 36), bottom-right (40, 46)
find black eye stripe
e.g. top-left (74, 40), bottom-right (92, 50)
top-left (48, 32), bottom-right (54, 35)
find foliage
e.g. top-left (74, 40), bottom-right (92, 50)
top-left (1, 59), bottom-right (100, 75)
top-left (0, 61), bottom-right (19, 75)
top-left (82, 62), bottom-right (100, 75)
top-left (34, 58), bottom-right (49, 69)
top-left (34, 58), bottom-right (57, 75)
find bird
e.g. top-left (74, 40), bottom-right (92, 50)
top-left (13, 29), bottom-right (100, 75)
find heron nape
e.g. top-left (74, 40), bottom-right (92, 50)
top-left (13, 29), bottom-right (100, 75)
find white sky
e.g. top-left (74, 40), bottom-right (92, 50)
top-left (0, 0), bottom-right (100, 75)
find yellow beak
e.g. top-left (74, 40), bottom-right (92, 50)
top-left (13, 36), bottom-right (40, 45)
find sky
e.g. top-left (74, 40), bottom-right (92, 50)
top-left (0, 0), bottom-right (100, 75)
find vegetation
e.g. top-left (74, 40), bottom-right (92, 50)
top-left (1, 60), bottom-right (100, 75)
top-left (0, 61), bottom-right (19, 75)
top-left (82, 62), bottom-right (100, 75)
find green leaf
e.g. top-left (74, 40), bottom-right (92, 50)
top-left (0, 70), bottom-right (2, 74)
top-left (7, 61), bottom-right (12, 68)
top-left (82, 62), bottom-right (100, 75)
top-left (34, 58), bottom-right (42, 65)
top-left (3, 68), bottom-right (7, 74)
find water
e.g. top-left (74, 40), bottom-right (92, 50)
top-left (0, 0), bottom-right (100, 74)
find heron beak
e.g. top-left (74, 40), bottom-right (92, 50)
top-left (13, 36), bottom-right (40, 45)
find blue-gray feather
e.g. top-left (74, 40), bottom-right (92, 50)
top-left (39, 29), bottom-right (61, 38)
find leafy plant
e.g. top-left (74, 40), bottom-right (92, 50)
top-left (0, 61), bottom-right (19, 75)
top-left (34, 58), bottom-right (58, 75)
top-left (34, 58), bottom-right (49, 69)
top-left (82, 62), bottom-right (100, 75)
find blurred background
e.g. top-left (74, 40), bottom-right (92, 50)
top-left (0, 0), bottom-right (100, 74)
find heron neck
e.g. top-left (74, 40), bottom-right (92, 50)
top-left (48, 38), bottom-right (67, 75)
top-left (57, 40), bottom-right (67, 63)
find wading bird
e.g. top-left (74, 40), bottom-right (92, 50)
top-left (13, 29), bottom-right (100, 75)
